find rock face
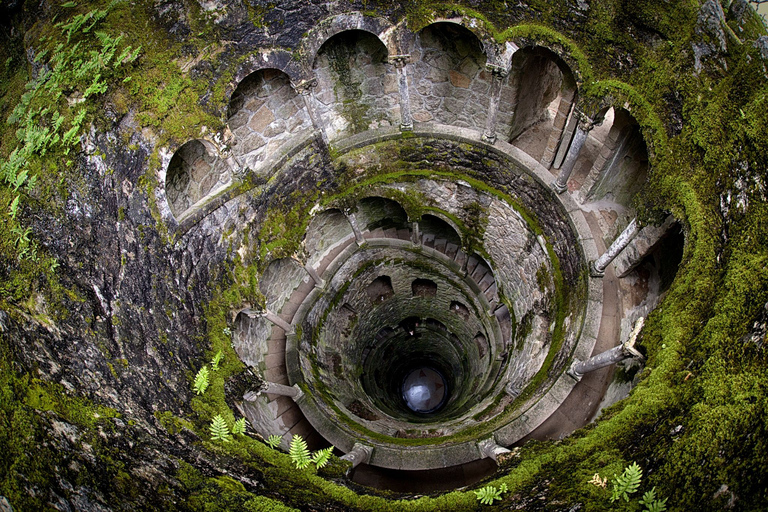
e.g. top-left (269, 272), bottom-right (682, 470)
top-left (1, 0), bottom-right (768, 510)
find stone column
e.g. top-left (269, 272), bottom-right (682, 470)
top-left (243, 382), bottom-right (304, 401)
top-left (540, 91), bottom-right (576, 169)
top-left (340, 442), bottom-right (373, 468)
top-left (481, 64), bottom-right (508, 144)
top-left (303, 263), bottom-right (325, 289)
top-left (552, 113), bottom-right (578, 169)
top-left (568, 317), bottom-right (645, 380)
top-left (292, 78), bottom-right (328, 146)
top-left (552, 112), bottom-right (594, 194)
top-left (591, 218), bottom-right (640, 277)
top-left (477, 437), bottom-right (511, 462)
top-left (411, 221), bottom-right (421, 246)
top-left (391, 55), bottom-right (413, 131)
top-left (577, 125), bottom-right (629, 204)
top-left (344, 210), bottom-right (365, 245)
top-left (242, 307), bottom-right (294, 333)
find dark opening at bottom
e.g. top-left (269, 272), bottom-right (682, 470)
top-left (402, 367), bottom-right (448, 414)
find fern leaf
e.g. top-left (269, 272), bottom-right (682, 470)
top-left (611, 462), bottom-right (643, 502)
top-left (266, 434), bottom-right (283, 449)
top-left (231, 418), bottom-right (246, 435)
top-left (193, 366), bottom-right (209, 395)
top-left (210, 350), bottom-right (223, 372)
top-left (209, 414), bottom-right (231, 442)
top-left (9, 195), bottom-right (20, 219)
top-left (639, 487), bottom-right (668, 512)
top-left (474, 485), bottom-right (503, 505)
top-left (289, 435), bottom-right (311, 469)
top-left (311, 447), bottom-right (334, 469)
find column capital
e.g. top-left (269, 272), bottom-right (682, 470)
top-left (291, 77), bottom-right (318, 95)
top-left (389, 54), bottom-right (410, 67)
top-left (485, 63), bottom-right (508, 78)
top-left (576, 110), bottom-right (596, 132)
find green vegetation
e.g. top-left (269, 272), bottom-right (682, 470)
top-left (289, 434), bottom-right (312, 469)
top-left (209, 414), bottom-right (233, 442)
top-left (267, 434), bottom-right (284, 449)
top-left (610, 462), bottom-right (642, 503)
top-left (474, 483), bottom-right (507, 505)
top-left (193, 366), bottom-right (210, 395)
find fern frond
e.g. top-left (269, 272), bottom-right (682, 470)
top-left (611, 462), bottom-right (642, 502)
top-left (266, 434), bottom-right (283, 449)
top-left (211, 350), bottom-right (223, 372)
top-left (639, 487), bottom-right (668, 512)
top-left (209, 415), bottom-right (231, 442)
top-left (311, 447), bottom-right (334, 469)
top-left (193, 366), bottom-right (210, 395)
top-left (474, 485), bottom-right (504, 505)
top-left (289, 435), bottom-right (311, 469)
top-left (231, 418), bottom-right (246, 435)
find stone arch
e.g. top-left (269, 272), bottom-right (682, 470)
top-left (576, 107), bottom-right (649, 207)
top-left (406, 17), bottom-right (495, 62)
top-left (418, 213), bottom-right (462, 246)
top-left (366, 275), bottom-right (395, 303)
top-left (299, 12), bottom-right (395, 70)
top-left (504, 46), bottom-right (578, 163)
top-left (226, 67), bottom-right (313, 176)
top-left (304, 208), bottom-right (356, 270)
top-left (412, 278), bottom-right (438, 297)
top-left (355, 196), bottom-right (410, 233)
top-left (311, 29), bottom-right (399, 140)
top-left (408, 22), bottom-right (491, 131)
top-left (164, 139), bottom-right (231, 220)
top-left (228, 50), bottom-right (304, 101)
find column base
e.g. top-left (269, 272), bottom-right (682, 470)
top-left (481, 132), bottom-right (497, 144)
top-left (551, 180), bottom-right (568, 194)
top-left (566, 360), bottom-right (583, 381)
top-left (590, 261), bottom-right (605, 278)
top-left (400, 122), bottom-right (413, 132)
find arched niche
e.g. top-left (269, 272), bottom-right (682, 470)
top-left (304, 209), bottom-right (355, 270)
top-left (412, 278), bottom-right (438, 297)
top-left (355, 196), bottom-right (410, 234)
top-left (503, 47), bottom-right (577, 161)
top-left (165, 139), bottom-right (230, 219)
top-left (366, 275), bottom-right (394, 304)
top-left (408, 22), bottom-right (490, 131)
top-left (227, 68), bottom-right (312, 174)
top-left (576, 107), bottom-right (650, 207)
top-left (259, 257), bottom-right (308, 314)
top-left (312, 30), bottom-right (398, 140)
top-left (418, 213), bottom-right (462, 248)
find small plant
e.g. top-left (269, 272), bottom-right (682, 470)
top-left (611, 462), bottom-right (643, 503)
top-left (639, 487), bottom-right (668, 512)
top-left (193, 366), bottom-right (210, 395)
top-left (209, 415), bottom-right (232, 442)
top-left (474, 483), bottom-right (508, 505)
top-left (223, 327), bottom-right (232, 336)
top-left (210, 350), bottom-right (223, 372)
top-left (588, 473), bottom-right (607, 488)
top-left (266, 434), bottom-right (283, 449)
top-left (311, 446), bottom-right (334, 469)
top-left (231, 417), bottom-right (246, 435)
top-left (289, 435), bottom-right (312, 469)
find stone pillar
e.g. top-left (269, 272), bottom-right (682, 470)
top-left (263, 310), bottom-right (293, 333)
top-left (292, 78), bottom-right (328, 146)
top-left (411, 221), bottom-right (421, 246)
top-left (591, 218), bottom-right (640, 277)
top-left (303, 263), bottom-right (325, 289)
top-left (340, 442), bottom-right (373, 468)
top-left (540, 90), bottom-right (576, 169)
top-left (243, 382), bottom-right (304, 401)
top-left (553, 113), bottom-right (579, 169)
top-left (481, 64), bottom-right (508, 144)
top-left (391, 55), bottom-right (413, 131)
top-left (478, 437), bottom-right (511, 462)
top-left (569, 317), bottom-right (645, 380)
top-left (344, 210), bottom-right (365, 245)
top-left (552, 112), bottom-right (594, 194)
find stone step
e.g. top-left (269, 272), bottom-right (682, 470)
top-left (383, 227), bottom-right (398, 238)
top-left (479, 272), bottom-right (495, 292)
top-left (422, 233), bottom-right (435, 247)
top-left (445, 242), bottom-right (459, 260)
top-left (484, 282), bottom-right (498, 302)
top-left (397, 228), bottom-right (411, 241)
top-left (264, 352), bottom-right (285, 369)
top-left (264, 365), bottom-right (289, 385)
top-left (279, 403), bottom-right (303, 430)
top-left (454, 249), bottom-right (468, 269)
top-left (434, 238), bottom-right (447, 253)
top-left (466, 255), bottom-right (479, 275)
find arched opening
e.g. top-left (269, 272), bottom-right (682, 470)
top-left (412, 278), bottom-right (438, 297)
top-left (504, 47), bottom-right (577, 162)
top-left (418, 213), bottom-right (462, 250)
top-left (227, 68), bottom-right (311, 173)
top-left (356, 196), bottom-right (410, 235)
top-left (409, 22), bottom-right (490, 130)
top-left (312, 30), bottom-right (398, 139)
top-left (366, 275), bottom-right (394, 303)
top-left (304, 208), bottom-right (356, 271)
top-left (165, 140), bottom-right (229, 219)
